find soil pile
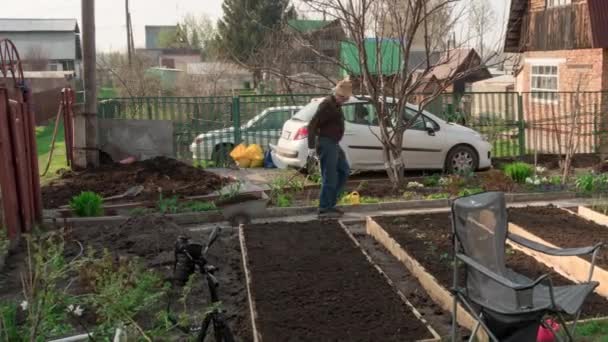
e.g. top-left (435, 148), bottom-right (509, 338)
top-left (42, 157), bottom-right (229, 208)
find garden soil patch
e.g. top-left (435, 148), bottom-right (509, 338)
top-left (508, 206), bottom-right (608, 269)
top-left (243, 221), bottom-right (434, 341)
top-left (42, 157), bottom-right (228, 208)
top-left (1, 216), bottom-right (251, 341)
top-left (374, 213), bottom-right (608, 319)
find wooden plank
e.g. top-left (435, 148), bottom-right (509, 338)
top-left (366, 217), bottom-right (489, 342)
top-left (507, 222), bottom-right (608, 298)
top-left (238, 225), bottom-right (262, 342)
top-left (338, 221), bottom-right (441, 342)
top-left (577, 206), bottom-right (608, 227)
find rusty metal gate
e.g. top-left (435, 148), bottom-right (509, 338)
top-left (0, 39), bottom-right (42, 240)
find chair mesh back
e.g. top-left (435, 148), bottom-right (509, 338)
top-left (453, 192), bottom-right (510, 304)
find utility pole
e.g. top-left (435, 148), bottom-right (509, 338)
top-left (76, 0), bottom-right (99, 168)
top-left (126, 0), bottom-right (133, 65)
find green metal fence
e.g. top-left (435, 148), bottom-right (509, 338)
top-left (98, 94), bottom-right (321, 164)
top-left (97, 91), bottom-right (608, 166)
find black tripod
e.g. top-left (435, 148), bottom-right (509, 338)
top-left (172, 229), bottom-right (235, 342)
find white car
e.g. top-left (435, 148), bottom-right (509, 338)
top-left (190, 106), bottom-right (302, 162)
top-left (270, 97), bottom-right (492, 173)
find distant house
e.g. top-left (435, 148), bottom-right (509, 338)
top-left (139, 25), bottom-right (200, 71)
top-left (504, 0), bottom-right (608, 154)
top-left (0, 18), bottom-right (82, 77)
top-left (287, 19), bottom-right (346, 78)
top-left (414, 48), bottom-right (492, 95)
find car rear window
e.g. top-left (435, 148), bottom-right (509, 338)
top-left (292, 102), bottom-right (320, 122)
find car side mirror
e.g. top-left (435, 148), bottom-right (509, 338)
top-left (425, 122), bottom-right (436, 136)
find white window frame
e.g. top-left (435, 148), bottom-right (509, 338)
top-left (546, 0), bottom-right (571, 8)
top-left (530, 64), bottom-right (559, 103)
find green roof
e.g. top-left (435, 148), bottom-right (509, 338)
top-left (340, 40), bottom-right (403, 77)
top-left (287, 19), bottom-right (333, 33)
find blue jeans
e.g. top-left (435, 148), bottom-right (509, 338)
top-left (318, 137), bottom-right (350, 211)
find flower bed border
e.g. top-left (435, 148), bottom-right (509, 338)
top-left (43, 191), bottom-right (579, 228)
top-left (507, 207), bottom-right (608, 298)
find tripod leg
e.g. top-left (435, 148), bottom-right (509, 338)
top-left (213, 315), bottom-right (223, 342)
top-left (198, 313), bottom-right (213, 342)
top-left (214, 311), bottom-right (235, 342)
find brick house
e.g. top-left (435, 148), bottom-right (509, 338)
top-left (504, 0), bottom-right (608, 155)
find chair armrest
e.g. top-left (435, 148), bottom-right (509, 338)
top-left (456, 253), bottom-right (548, 291)
top-left (508, 233), bottom-right (602, 257)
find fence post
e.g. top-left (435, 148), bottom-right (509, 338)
top-left (517, 93), bottom-right (526, 158)
top-left (232, 96), bottom-right (242, 144)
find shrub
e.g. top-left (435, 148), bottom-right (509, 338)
top-left (575, 173), bottom-right (608, 193)
top-left (504, 162), bottom-right (534, 183)
top-left (423, 174), bottom-right (441, 187)
top-left (458, 188), bottom-right (484, 197)
top-left (70, 191), bottom-right (104, 217)
top-left (157, 195), bottom-right (179, 214)
top-left (425, 193), bottom-right (450, 200)
top-left (184, 201), bottom-right (216, 212)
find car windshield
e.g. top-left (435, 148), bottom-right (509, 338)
top-left (293, 99), bottom-right (372, 122)
top-left (292, 102), bottom-right (320, 122)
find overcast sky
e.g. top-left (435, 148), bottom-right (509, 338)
top-left (3, 0), bottom-right (508, 52)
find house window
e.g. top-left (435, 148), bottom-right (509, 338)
top-left (546, 0), bottom-right (571, 8)
top-left (531, 65), bottom-right (558, 101)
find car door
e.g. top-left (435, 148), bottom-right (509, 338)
top-left (245, 109), bottom-right (291, 147)
top-left (402, 107), bottom-right (446, 169)
top-left (340, 102), bottom-right (385, 170)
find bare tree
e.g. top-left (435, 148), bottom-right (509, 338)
top-left (377, 0), bottom-right (452, 51)
top-left (546, 75), bottom-right (592, 183)
top-left (98, 52), bottom-right (162, 98)
top-left (292, 0), bottom-right (503, 187)
top-left (468, 0), bottom-right (496, 59)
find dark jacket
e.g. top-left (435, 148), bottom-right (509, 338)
top-left (307, 96), bottom-right (345, 149)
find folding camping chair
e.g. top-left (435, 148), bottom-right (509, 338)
top-left (450, 192), bottom-right (602, 342)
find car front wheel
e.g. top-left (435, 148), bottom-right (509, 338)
top-left (446, 145), bottom-right (478, 174)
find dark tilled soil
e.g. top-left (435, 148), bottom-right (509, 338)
top-left (508, 206), bottom-right (608, 269)
top-left (0, 217), bottom-right (252, 341)
top-left (374, 213), bottom-right (608, 319)
top-left (243, 221), bottom-right (433, 341)
top-left (42, 157), bottom-right (228, 208)
top-left (344, 223), bottom-right (471, 340)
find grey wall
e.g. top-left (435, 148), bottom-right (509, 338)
top-left (1, 32), bottom-right (77, 60)
top-left (98, 119), bottom-right (174, 162)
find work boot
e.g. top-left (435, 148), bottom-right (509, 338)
top-left (318, 208), bottom-right (343, 220)
top-left (330, 208), bottom-right (345, 216)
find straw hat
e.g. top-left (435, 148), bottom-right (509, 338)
top-left (334, 77), bottom-right (353, 98)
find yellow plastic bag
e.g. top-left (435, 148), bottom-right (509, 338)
top-left (245, 144), bottom-right (264, 168)
top-left (230, 144), bottom-right (247, 161)
top-left (237, 158), bottom-right (252, 168)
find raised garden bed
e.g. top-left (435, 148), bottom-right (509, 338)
top-left (507, 206), bottom-right (608, 297)
top-left (0, 216), bottom-right (252, 341)
top-left (577, 205), bottom-right (608, 226)
top-left (240, 221), bottom-right (439, 341)
top-left (283, 170), bottom-right (572, 208)
top-left (42, 157), bottom-right (229, 208)
top-left (367, 213), bottom-right (608, 338)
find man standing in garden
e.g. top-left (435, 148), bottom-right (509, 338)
top-left (308, 78), bottom-right (352, 219)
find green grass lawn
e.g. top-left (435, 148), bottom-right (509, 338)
top-left (36, 121), bottom-right (68, 185)
top-left (568, 319), bottom-right (608, 341)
